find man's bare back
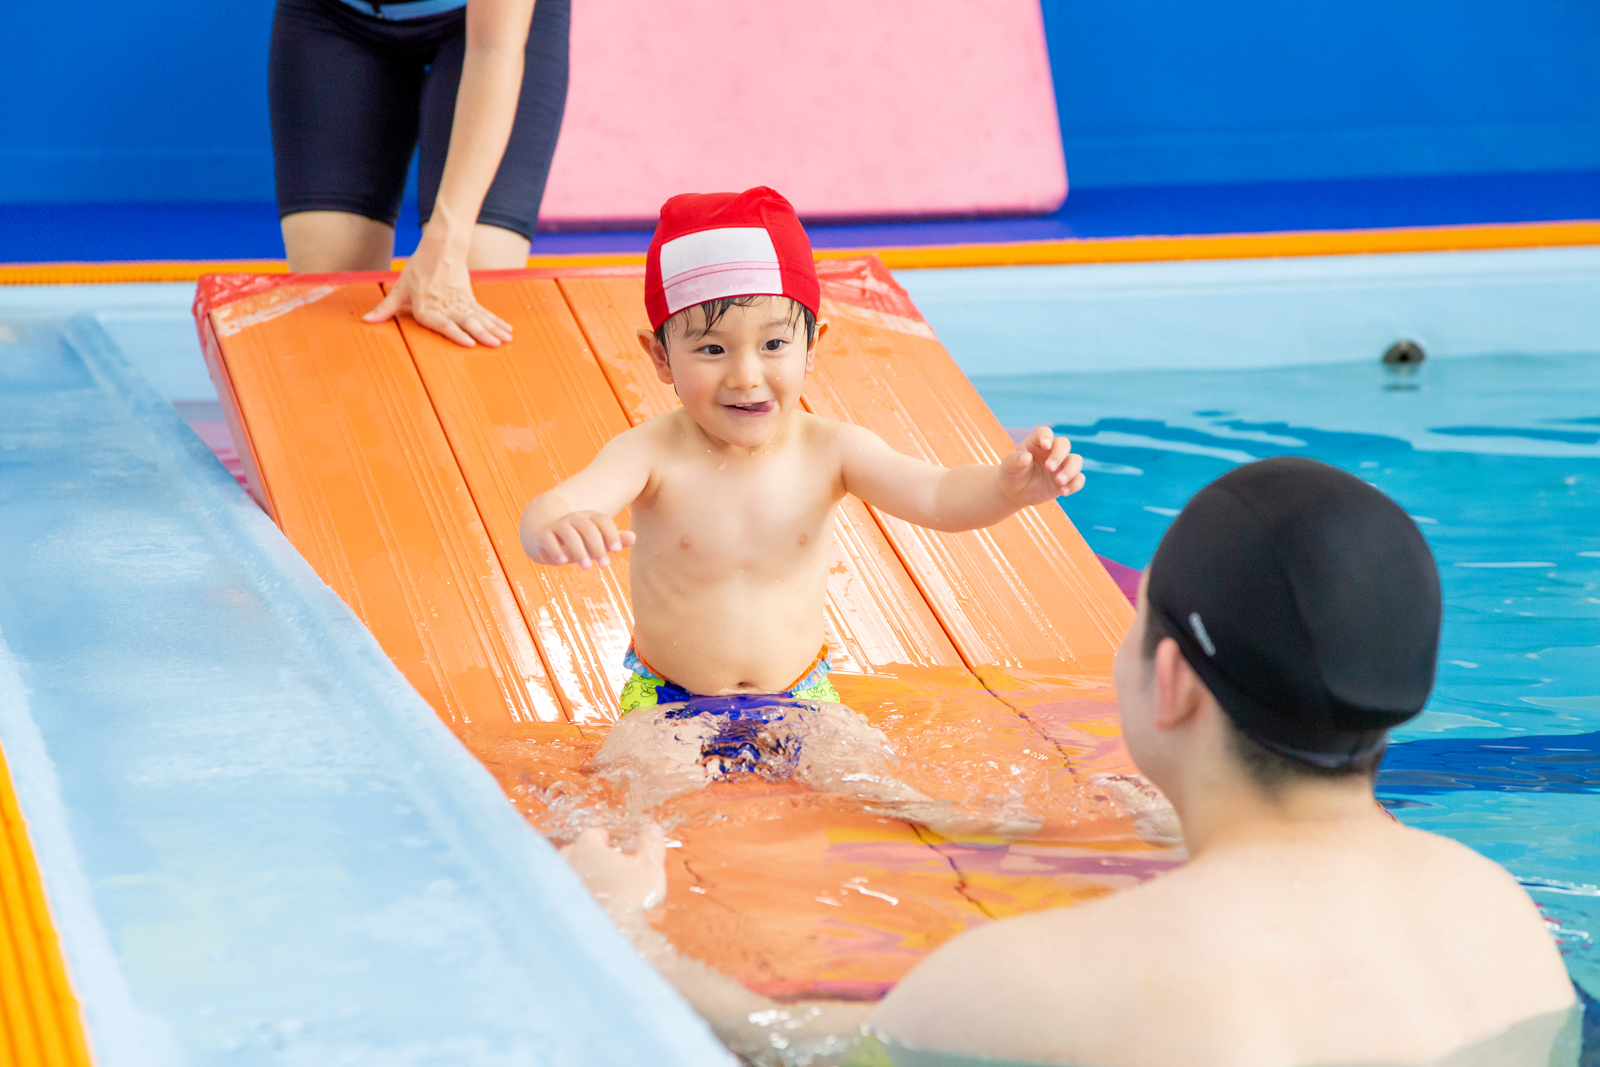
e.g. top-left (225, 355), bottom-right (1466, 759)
top-left (876, 800), bottom-right (1573, 1066)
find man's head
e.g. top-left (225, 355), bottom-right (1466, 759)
top-left (636, 188), bottom-right (824, 448)
top-left (1113, 457), bottom-right (1442, 798)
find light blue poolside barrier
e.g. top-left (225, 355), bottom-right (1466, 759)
top-left (0, 313), bottom-right (727, 1065)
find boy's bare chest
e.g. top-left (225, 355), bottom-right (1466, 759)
top-left (636, 459), bottom-right (838, 571)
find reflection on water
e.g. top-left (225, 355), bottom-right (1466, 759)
top-left (475, 671), bottom-right (1182, 1065)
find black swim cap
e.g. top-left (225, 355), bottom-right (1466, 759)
top-left (1146, 457), bottom-right (1441, 770)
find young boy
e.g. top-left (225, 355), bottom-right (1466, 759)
top-left (519, 187), bottom-right (1083, 807)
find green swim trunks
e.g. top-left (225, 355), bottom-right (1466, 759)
top-left (618, 644), bottom-right (840, 714)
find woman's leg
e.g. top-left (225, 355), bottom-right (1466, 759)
top-left (466, 222), bottom-right (531, 270)
top-left (280, 211), bottom-right (396, 273)
top-left (268, 0), bottom-right (432, 270)
top-left (417, 0), bottom-right (571, 265)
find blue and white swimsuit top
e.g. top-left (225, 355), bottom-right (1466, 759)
top-left (334, 0), bottom-right (467, 21)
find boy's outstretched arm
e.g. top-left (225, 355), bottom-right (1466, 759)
top-left (840, 424), bottom-right (1084, 533)
top-left (519, 430), bottom-right (652, 569)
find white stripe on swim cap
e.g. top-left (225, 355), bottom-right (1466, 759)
top-left (660, 227), bottom-right (782, 314)
top-left (1188, 612), bottom-right (1217, 657)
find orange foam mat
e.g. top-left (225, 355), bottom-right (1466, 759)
top-left (199, 278), bottom-right (562, 728)
top-left (439, 275), bottom-right (1079, 993)
top-left (0, 744), bottom-right (94, 1067)
top-left (396, 278), bottom-right (636, 723)
top-left (639, 670), bottom-right (1164, 1000)
top-left (196, 263), bottom-right (1169, 1002)
top-left (807, 259), bottom-right (1135, 678)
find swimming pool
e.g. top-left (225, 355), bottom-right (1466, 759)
top-left (4, 247), bottom-right (1596, 1062)
top-left (903, 250), bottom-right (1600, 1001)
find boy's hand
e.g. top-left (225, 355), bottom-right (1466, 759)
top-left (527, 511), bottom-right (636, 569)
top-left (1000, 426), bottom-right (1085, 506)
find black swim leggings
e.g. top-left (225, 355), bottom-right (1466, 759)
top-left (268, 0), bottom-right (570, 240)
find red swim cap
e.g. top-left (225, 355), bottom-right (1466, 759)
top-left (644, 186), bottom-right (819, 331)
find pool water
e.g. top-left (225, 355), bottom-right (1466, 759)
top-left (974, 352), bottom-right (1600, 997)
top-left (8, 279), bottom-right (1594, 1060)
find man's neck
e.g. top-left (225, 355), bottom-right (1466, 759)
top-left (1175, 774), bottom-right (1388, 860)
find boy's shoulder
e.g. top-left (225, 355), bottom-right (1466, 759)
top-left (583, 411), bottom-right (691, 477)
top-left (783, 411), bottom-right (884, 467)
top-left (617, 408), bottom-right (694, 448)
top-left (793, 410), bottom-right (874, 447)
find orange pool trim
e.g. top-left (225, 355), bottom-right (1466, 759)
top-left (4, 219), bottom-right (1598, 285)
top-left (0, 744), bottom-right (94, 1067)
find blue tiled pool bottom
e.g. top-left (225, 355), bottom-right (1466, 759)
top-left (975, 353), bottom-right (1600, 993)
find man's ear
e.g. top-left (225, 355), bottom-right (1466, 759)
top-left (1152, 637), bottom-right (1204, 733)
top-left (637, 328), bottom-right (673, 385)
top-left (806, 318), bottom-right (829, 372)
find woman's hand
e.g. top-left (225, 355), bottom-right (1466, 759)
top-left (363, 0), bottom-right (535, 348)
top-left (362, 226), bottom-right (514, 347)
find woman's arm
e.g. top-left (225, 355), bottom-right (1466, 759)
top-left (364, 0), bottom-right (538, 347)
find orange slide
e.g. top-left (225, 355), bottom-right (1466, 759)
top-left (194, 257), bottom-right (1175, 1001)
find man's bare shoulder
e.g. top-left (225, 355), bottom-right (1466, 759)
top-left (1393, 824), bottom-right (1572, 998)
top-left (1393, 822), bottom-right (1546, 914)
top-left (871, 878), bottom-right (1177, 1056)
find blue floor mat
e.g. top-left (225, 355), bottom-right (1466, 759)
top-left (3, 169), bottom-right (1597, 264)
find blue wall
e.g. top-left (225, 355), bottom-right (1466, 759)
top-left (1041, 0), bottom-right (1600, 187)
top-left (2, 3), bottom-right (277, 202)
top-left (2, 1), bottom-right (1598, 203)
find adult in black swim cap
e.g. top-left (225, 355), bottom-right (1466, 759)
top-left (1146, 457), bottom-right (1441, 770)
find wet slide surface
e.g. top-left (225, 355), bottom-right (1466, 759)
top-left (0, 314), bottom-right (725, 1064)
top-left (196, 257), bottom-right (1172, 1006)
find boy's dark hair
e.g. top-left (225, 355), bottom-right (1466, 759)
top-left (1139, 613), bottom-right (1383, 792)
top-left (653, 295), bottom-right (816, 353)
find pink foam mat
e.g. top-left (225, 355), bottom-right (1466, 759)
top-left (540, 0), bottom-right (1066, 226)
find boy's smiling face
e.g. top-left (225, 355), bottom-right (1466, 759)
top-left (639, 296), bottom-right (826, 449)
